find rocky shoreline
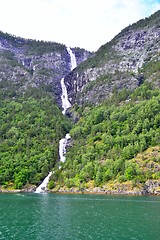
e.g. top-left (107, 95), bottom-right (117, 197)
top-left (1, 180), bottom-right (160, 195)
top-left (52, 180), bottom-right (160, 196)
top-left (0, 185), bottom-right (36, 193)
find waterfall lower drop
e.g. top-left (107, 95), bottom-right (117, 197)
top-left (59, 46), bottom-right (77, 162)
top-left (35, 172), bottom-right (52, 193)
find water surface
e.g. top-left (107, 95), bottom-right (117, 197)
top-left (0, 193), bottom-right (159, 240)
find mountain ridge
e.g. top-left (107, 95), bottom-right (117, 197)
top-left (64, 10), bottom-right (160, 106)
top-left (0, 31), bottom-right (92, 106)
top-left (0, 10), bottom-right (160, 192)
top-left (51, 10), bottom-right (160, 193)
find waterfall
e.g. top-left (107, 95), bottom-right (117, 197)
top-left (59, 46), bottom-right (77, 162)
top-left (35, 47), bottom-right (77, 193)
top-left (35, 172), bottom-right (52, 193)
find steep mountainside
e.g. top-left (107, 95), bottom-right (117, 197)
top-left (51, 11), bottom-right (160, 194)
top-left (53, 85), bottom-right (160, 194)
top-left (64, 10), bottom-right (160, 105)
top-left (0, 10), bottom-right (160, 193)
top-left (0, 32), bottom-right (92, 106)
top-left (0, 33), bottom-right (92, 189)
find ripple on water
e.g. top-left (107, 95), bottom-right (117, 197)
top-left (0, 193), bottom-right (159, 240)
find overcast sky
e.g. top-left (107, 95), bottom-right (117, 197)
top-left (0, 0), bottom-right (160, 51)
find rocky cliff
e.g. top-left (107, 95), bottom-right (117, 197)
top-left (0, 32), bottom-right (92, 106)
top-left (0, 10), bottom-right (160, 192)
top-left (50, 10), bottom-right (160, 193)
top-left (64, 10), bottom-right (160, 105)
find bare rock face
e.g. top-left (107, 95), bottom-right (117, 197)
top-left (64, 10), bottom-right (160, 105)
top-left (142, 180), bottom-right (160, 195)
top-left (0, 32), bottom-right (92, 105)
top-left (1, 11), bottom-right (160, 107)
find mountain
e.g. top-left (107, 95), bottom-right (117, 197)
top-left (64, 10), bottom-right (160, 106)
top-left (0, 31), bottom-right (92, 106)
top-left (51, 10), bottom-right (160, 194)
top-left (0, 33), bottom-right (92, 190)
top-left (0, 10), bottom-right (160, 193)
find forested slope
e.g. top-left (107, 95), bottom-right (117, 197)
top-left (0, 89), bottom-right (71, 189)
top-left (0, 11), bottom-right (160, 193)
top-left (51, 83), bottom-right (160, 193)
top-left (49, 10), bottom-right (160, 193)
top-left (0, 32), bottom-right (90, 190)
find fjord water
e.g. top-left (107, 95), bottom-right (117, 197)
top-left (0, 194), bottom-right (159, 240)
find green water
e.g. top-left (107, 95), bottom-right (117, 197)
top-left (0, 193), bottom-right (159, 240)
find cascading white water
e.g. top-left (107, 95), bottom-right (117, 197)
top-left (66, 46), bottom-right (77, 70)
top-left (61, 78), bottom-right (71, 115)
top-left (35, 172), bottom-right (52, 193)
top-left (35, 47), bottom-right (77, 192)
top-left (61, 46), bottom-right (77, 115)
top-left (59, 46), bottom-right (77, 162)
top-left (59, 133), bottom-right (71, 162)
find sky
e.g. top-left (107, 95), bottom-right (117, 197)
top-left (0, 0), bottom-right (160, 51)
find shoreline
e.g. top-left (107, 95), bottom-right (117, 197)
top-left (1, 181), bottom-right (160, 196)
top-left (0, 189), bottom-right (160, 196)
top-left (51, 179), bottom-right (160, 196)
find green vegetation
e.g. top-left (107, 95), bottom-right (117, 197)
top-left (0, 10), bottom-right (160, 192)
top-left (25, 39), bottom-right (65, 55)
top-left (0, 90), bottom-right (72, 189)
top-left (114, 10), bottom-right (160, 41)
top-left (76, 39), bottom-right (117, 71)
top-left (51, 83), bottom-right (160, 189)
top-left (72, 10), bottom-right (160, 74)
top-left (0, 31), bottom-right (66, 55)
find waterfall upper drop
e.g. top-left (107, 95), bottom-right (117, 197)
top-left (66, 46), bottom-right (77, 70)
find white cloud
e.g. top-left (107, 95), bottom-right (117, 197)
top-left (0, 0), bottom-right (159, 51)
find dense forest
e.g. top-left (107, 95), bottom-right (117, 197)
top-left (50, 83), bottom-right (160, 190)
top-left (0, 11), bottom-right (160, 192)
top-left (0, 89), bottom-right (71, 189)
